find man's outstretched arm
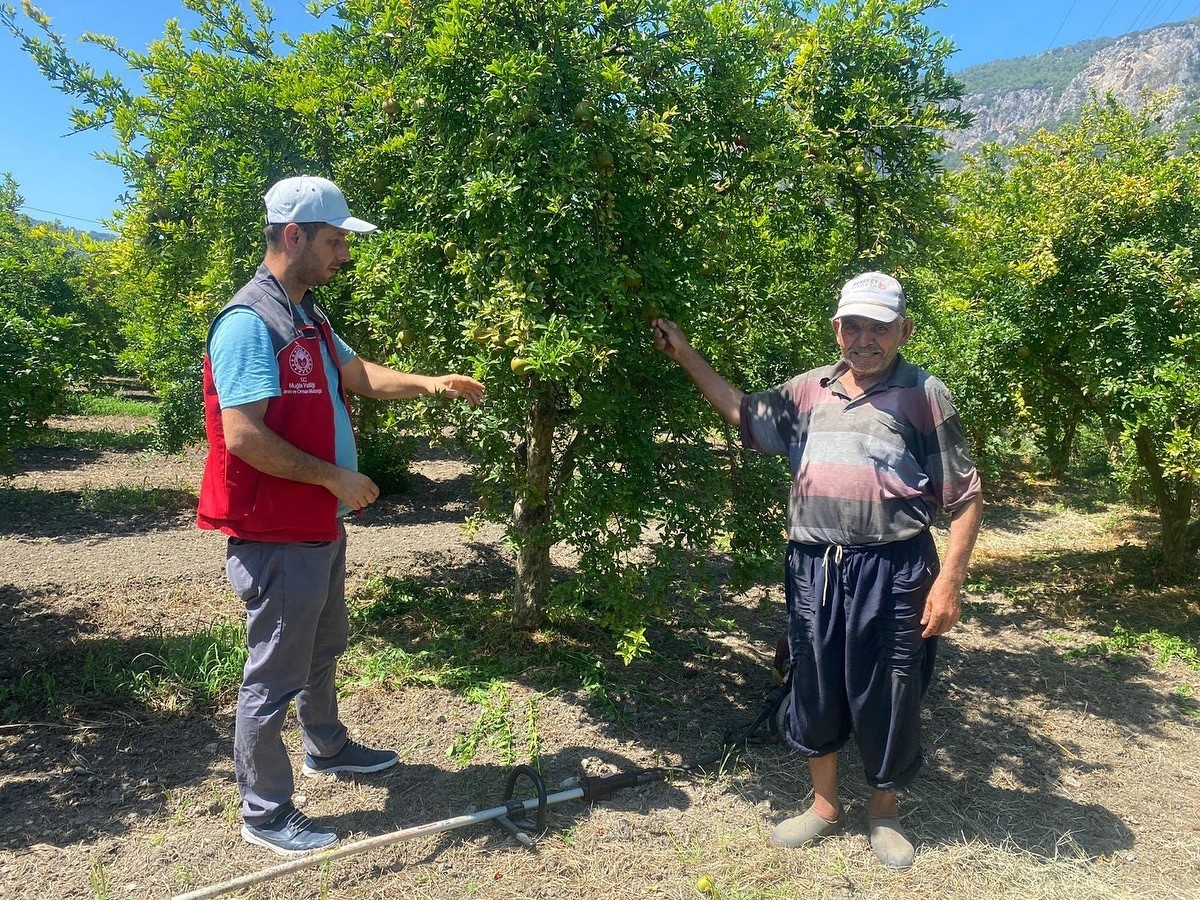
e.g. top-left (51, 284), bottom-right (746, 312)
top-left (652, 318), bottom-right (744, 428)
top-left (339, 357), bottom-right (485, 405)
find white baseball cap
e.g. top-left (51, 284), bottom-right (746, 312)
top-left (833, 272), bottom-right (906, 322)
top-left (263, 175), bottom-right (377, 233)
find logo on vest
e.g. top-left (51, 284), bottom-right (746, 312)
top-left (289, 344), bottom-right (315, 377)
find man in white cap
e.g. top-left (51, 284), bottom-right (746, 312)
top-left (653, 272), bottom-right (982, 869)
top-left (197, 175), bottom-right (485, 855)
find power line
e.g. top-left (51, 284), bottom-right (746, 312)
top-left (1147, 0), bottom-right (1171, 29)
top-left (18, 205), bottom-right (108, 227)
top-left (1046, 0), bottom-right (1082, 52)
top-left (1131, 0), bottom-right (1160, 30)
top-left (1096, 0), bottom-right (1187, 44)
top-left (1128, 0), bottom-right (1163, 32)
top-left (1163, 0), bottom-right (1189, 22)
top-left (1092, 0), bottom-right (1123, 39)
top-left (1142, 0), bottom-right (1174, 27)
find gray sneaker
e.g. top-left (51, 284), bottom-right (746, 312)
top-left (302, 739), bottom-right (399, 776)
top-left (241, 805), bottom-right (338, 856)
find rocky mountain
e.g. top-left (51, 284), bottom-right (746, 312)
top-left (944, 17), bottom-right (1200, 165)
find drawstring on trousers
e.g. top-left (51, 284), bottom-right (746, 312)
top-left (821, 543), bottom-right (844, 606)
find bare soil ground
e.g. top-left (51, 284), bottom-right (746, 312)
top-left (1, 414), bottom-right (1198, 900)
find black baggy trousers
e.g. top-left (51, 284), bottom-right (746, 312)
top-left (782, 530), bottom-right (940, 791)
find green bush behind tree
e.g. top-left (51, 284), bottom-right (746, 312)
top-left (950, 96), bottom-right (1200, 565)
top-left (0, 175), bottom-right (120, 464)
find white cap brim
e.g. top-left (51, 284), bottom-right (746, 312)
top-left (833, 301), bottom-right (901, 323)
top-left (331, 215), bottom-right (378, 234)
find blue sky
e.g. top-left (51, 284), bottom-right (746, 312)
top-left (3, 0), bottom-right (1199, 229)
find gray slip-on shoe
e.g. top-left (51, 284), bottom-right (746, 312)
top-left (868, 816), bottom-right (915, 870)
top-left (771, 808), bottom-right (845, 848)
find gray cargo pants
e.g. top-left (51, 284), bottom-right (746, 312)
top-left (226, 526), bottom-right (350, 825)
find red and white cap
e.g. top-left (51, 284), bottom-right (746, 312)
top-left (834, 272), bottom-right (906, 322)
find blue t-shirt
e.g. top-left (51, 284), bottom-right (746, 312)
top-left (209, 306), bottom-right (359, 513)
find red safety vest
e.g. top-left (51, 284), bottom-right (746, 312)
top-left (196, 266), bottom-right (349, 542)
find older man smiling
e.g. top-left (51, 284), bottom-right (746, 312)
top-left (652, 272), bottom-right (983, 869)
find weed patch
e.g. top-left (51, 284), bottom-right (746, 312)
top-left (76, 484), bottom-right (194, 514)
top-left (444, 683), bottom-right (544, 768)
top-left (70, 393), bottom-right (157, 418)
top-left (344, 574), bottom-right (621, 705)
top-left (1170, 684), bottom-right (1199, 717)
top-left (1066, 624), bottom-right (1200, 670)
top-left (20, 425), bottom-right (155, 454)
top-left (447, 682), bottom-right (516, 766)
top-left (0, 622), bottom-right (246, 723)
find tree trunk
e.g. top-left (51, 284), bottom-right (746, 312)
top-left (1044, 410), bottom-right (1079, 479)
top-left (1133, 426), bottom-right (1197, 571)
top-left (1158, 505), bottom-right (1196, 570)
top-left (1186, 518), bottom-right (1200, 558)
top-left (512, 378), bottom-right (557, 629)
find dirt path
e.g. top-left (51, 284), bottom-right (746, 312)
top-left (1, 415), bottom-right (1198, 900)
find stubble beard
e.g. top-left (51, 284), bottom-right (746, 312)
top-left (843, 348), bottom-right (896, 382)
top-left (298, 255), bottom-right (337, 291)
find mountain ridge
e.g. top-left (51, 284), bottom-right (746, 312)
top-left (944, 17), bottom-right (1200, 164)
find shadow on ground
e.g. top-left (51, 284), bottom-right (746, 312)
top-left (0, 486), bottom-right (197, 539)
top-left (357, 470), bottom-right (476, 528)
top-left (969, 541), bottom-right (1200, 635)
top-left (982, 469), bottom-right (1125, 516)
top-left (13, 428), bottom-right (156, 459)
top-left (1, 551), bottom-right (1177, 869)
top-left (5, 433), bottom-right (1195, 872)
top-left (339, 548), bottom-right (1195, 866)
top-left (321, 744), bottom-right (692, 860)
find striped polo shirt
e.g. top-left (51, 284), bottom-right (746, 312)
top-left (739, 355), bottom-right (982, 546)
